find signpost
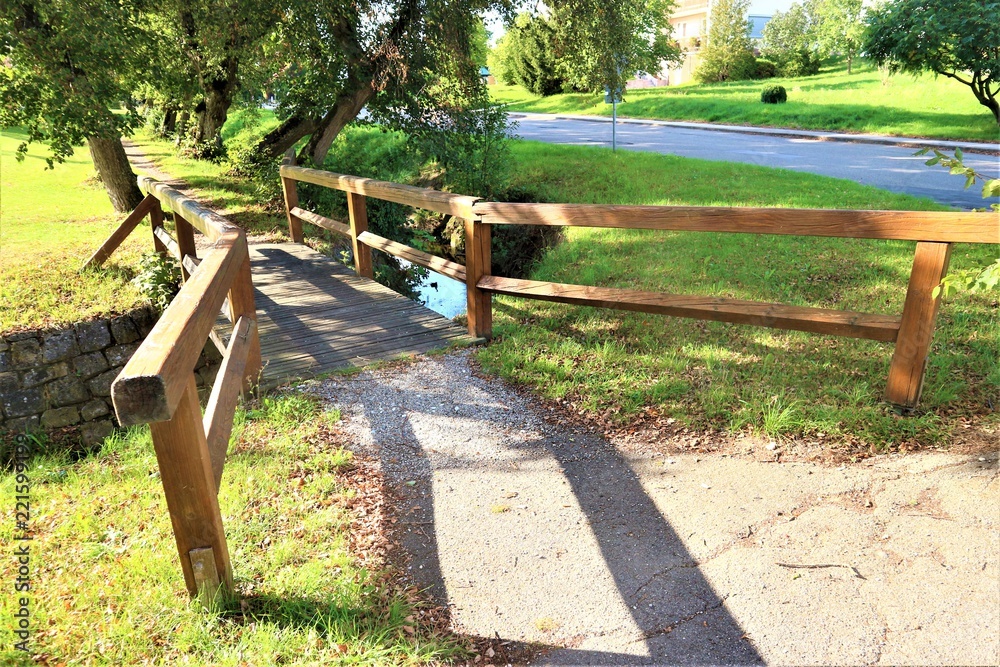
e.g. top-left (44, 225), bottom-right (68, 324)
top-left (604, 86), bottom-right (622, 151)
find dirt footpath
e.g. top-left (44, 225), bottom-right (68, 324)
top-left (310, 350), bottom-right (999, 666)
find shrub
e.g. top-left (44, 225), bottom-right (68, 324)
top-left (753, 58), bottom-right (778, 79)
top-left (761, 85), bottom-right (788, 104)
top-left (131, 252), bottom-right (181, 311)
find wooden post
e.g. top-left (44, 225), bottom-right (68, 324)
top-left (281, 176), bottom-right (303, 244)
top-left (175, 212), bottom-right (198, 282)
top-left (148, 374), bottom-right (233, 598)
top-left (885, 241), bottom-right (952, 408)
top-left (150, 199), bottom-right (168, 256)
top-left (227, 243), bottom-right (261, 393)
top-left (464, 217), bottom-right (492, 339)
top-left (347, 192), bottom-right (373, 279)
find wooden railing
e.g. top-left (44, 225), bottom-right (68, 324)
top-left (84, 176), bottom-right (261, 598)
top-left (281, 164), bottom-right (999, 410)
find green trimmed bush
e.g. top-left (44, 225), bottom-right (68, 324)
top-left (761, 85), bottom-right (788, 104)
top-left (753, 58), bottom-right (778, 79)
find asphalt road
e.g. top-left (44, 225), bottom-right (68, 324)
top-left (510, 113), bottom-right (1000, 210)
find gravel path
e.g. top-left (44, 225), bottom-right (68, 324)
top-left (305, 350), bottom-right (999, 666)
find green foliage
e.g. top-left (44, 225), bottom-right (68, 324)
top-left (488, 31), bottom-right (521, 85)
top-left (864, 0), bottom-right (1000, 124)
top-left (760, 3), bottom-right (821, 77)
top-left (761, 85), bottom-right (788, 104)
top-left (753, 59), bottom-right (778, 80)
top-left (506, 13), bottom-right (566, 96)
top-left (694, 0), bottom-right (758, 83)
top-left (809, 0), bottom-right (865, 73)
top-left (131, 253), bottom-right (181, 311)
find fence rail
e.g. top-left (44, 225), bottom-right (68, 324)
top-left (280, 164), bottom-right (998, 410)
top-left (83, 176), bottom-right (261, 599)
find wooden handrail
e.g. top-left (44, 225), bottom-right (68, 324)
top-left (280, 165), bottom-right (997, 409)
top-left (86, 177), bottom-right (261, 600)
top-left (472, 202), bottom-right (1000, 244)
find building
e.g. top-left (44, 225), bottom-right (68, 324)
top-left (662, 0), bottom-right (792, 86)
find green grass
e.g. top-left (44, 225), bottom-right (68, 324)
top-left (0, 129), bottom-right (149, 332)
top-left (492, 61), bottom-right (1000, 143)
top-left (476, 141), bottom-right (1000, 450)
top-left (0, 394), bottom-right (467, 666)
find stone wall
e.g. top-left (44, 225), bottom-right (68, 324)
top-left (0, 307), bottom-right (220, 447)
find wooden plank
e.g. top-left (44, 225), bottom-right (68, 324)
top-left (280, 165), bottom-right (480, 219)
top-left (348, 193), bottom-right (373, 279)
top-left (204, 316), bottom-right (256, 489)
top-left (472, 203), bottom-right (1000, 244)
top-left (189, 547), bottom-right (222, 601)
top-left (885, 242), bottom-right (953, 407)
top-left (357, 231), bottom-right (467, 282)
top-left (153, 225), bottom-right (181, 260)
top-left (478, 276), bottom-right (901, 341)
top-left (183, 254), bottom-right (201, 278)
top-left (148, 374), bottom-right (232, 598)
top-left (227, 253), bottom-right (262, 391)
top-left (465, 218), bottom-right (492, 339)
top-left (175, 213), bottom-right (198, 282)
top-left (291, 207), bottom-right (351, 237)
top-left (150, 200), bottom-right (168, 256)
top-left (82, 194), bottom-right (156, 269)
top-left (258, 314), bottom-right (464, 355)
top-left (282, 177), bottom-right (304, 243)
top-left (112, 235), bottom-right (247, 426)
top-left (139, 176), bottom-right (240, 243)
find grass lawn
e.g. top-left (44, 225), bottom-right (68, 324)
top-left (0, 129), bottom-right (149, 333)
top-left (492, 62), bottom-right (1000, 143)
top-left (0, 393), bottom-right (467, 666)
top-left (476, 141), bottom-right (1000, 451)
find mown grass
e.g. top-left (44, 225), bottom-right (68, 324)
top-left (492, 61), bottom-right (1000, 143)
top-left (0, 129), bottom-right (149, 333)
top-left (0, 393), bottom-right (466, 666)
top-left (475, 141), bottom-right (1000, 450)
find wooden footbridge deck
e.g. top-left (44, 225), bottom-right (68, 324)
top-left (244, 243), bottom-right (471, 388)
top-left (86, 167), bottom-right (994, 600)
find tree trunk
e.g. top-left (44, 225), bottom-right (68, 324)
top-left (254, 113), bottom-right (321, 159)
top-left (160, 107), bottom-right (178, 137)
top-left (305, 84), bottom-right (376, 166)
top-left (847, 50), bottom-right (852, 75)
top-left (88, 135), bottom-right (144, 213)
top-left (194, 58), bottom-right (239, 158)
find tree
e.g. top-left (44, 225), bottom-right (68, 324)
top-left (0, 0), bottom-right (145, 211)
top-left (508, 13), bottom-right (565, 96)
top-left (810, 0), bottom-right (864, 74)
top-left (549, 0), bottom-right (680, 94)
top-left (761, 3), bottom-right (821, 77)
top-left (695, 0), bottom-right (757, 83)
top-left (864, 0), bottom-right (1000, 125)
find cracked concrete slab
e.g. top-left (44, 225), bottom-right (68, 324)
top-left (310, 351), bottom-right (1000, 666)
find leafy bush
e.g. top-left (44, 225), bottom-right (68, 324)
top-left (776, 49), bottom-right (822, 77)
top-left (753, 58), bottom-right (778, 79)
top-left (694, 0), bottom-right (758, 83)
top-left (761, 85), bottom-right (788, 104)
top-left (131, 252), bottom-right (180, 311)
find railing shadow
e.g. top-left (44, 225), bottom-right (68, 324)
top-left (342, 359), bottom-right (763, 665)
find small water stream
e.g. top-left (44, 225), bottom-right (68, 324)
top-left (407, 263), bottom-right (467, 319)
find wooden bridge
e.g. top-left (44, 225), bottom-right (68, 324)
top-left (84, 166), bottom-right (997, 601)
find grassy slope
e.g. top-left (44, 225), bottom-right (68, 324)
top-left (0, 394), bottom-right (466, 666)
top-left (0, 129), bottom-right (148, 332)
top-left (493, 62), bottom-right (1000, 143)
top-left (476, 141), bottom-right (999, 449)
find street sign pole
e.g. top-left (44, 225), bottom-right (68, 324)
top-left (612, 97), bottom-right (617, 152)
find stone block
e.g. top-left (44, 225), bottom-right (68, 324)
top-left (0, 351), bottom-right (9, 373)
top-left (81, 419), bottom-right (115, 445)
top-left (0, 338), bottom-right (8, 352)
top-left (6, 332), bottom-right (37, 342)
top-left (109, 316), bottom-right (140, 345)
top-left (42, 329), bottom-right (80, 363)
top-left (46, 376), bottom-right (90, 407)
top-left (0, 371), bottom-right (18, 395)
top-left (11, 338), bottom-right (41, 368)
top-left (80, 399), bottom-right (110, 422)
top-left (87, 367), bottom-right (123, 397)
top-left (75, 320), bottom-right (111, 353)
top-left (73, 351), bottom-right (109, 380)
top-left (41, 406), bottom-right (80, 428)
top-left (5, 415), bottom-right (40, 434)
top-left (105, 343), bottom-right (139, 367)
top-left (3, 387), bottom-right (46, 418)
top-left (132, 308), bottom-right (158, 337)
top-left (21, 362), bottom-right (69, 388)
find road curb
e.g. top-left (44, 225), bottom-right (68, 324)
top-left (509, 112), bottom-right (1000, 157)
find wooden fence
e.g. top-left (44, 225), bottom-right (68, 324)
top-left (281, 164), bottom-right (999, 410)
top-left (84, 176), bottom-right (261, 598)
